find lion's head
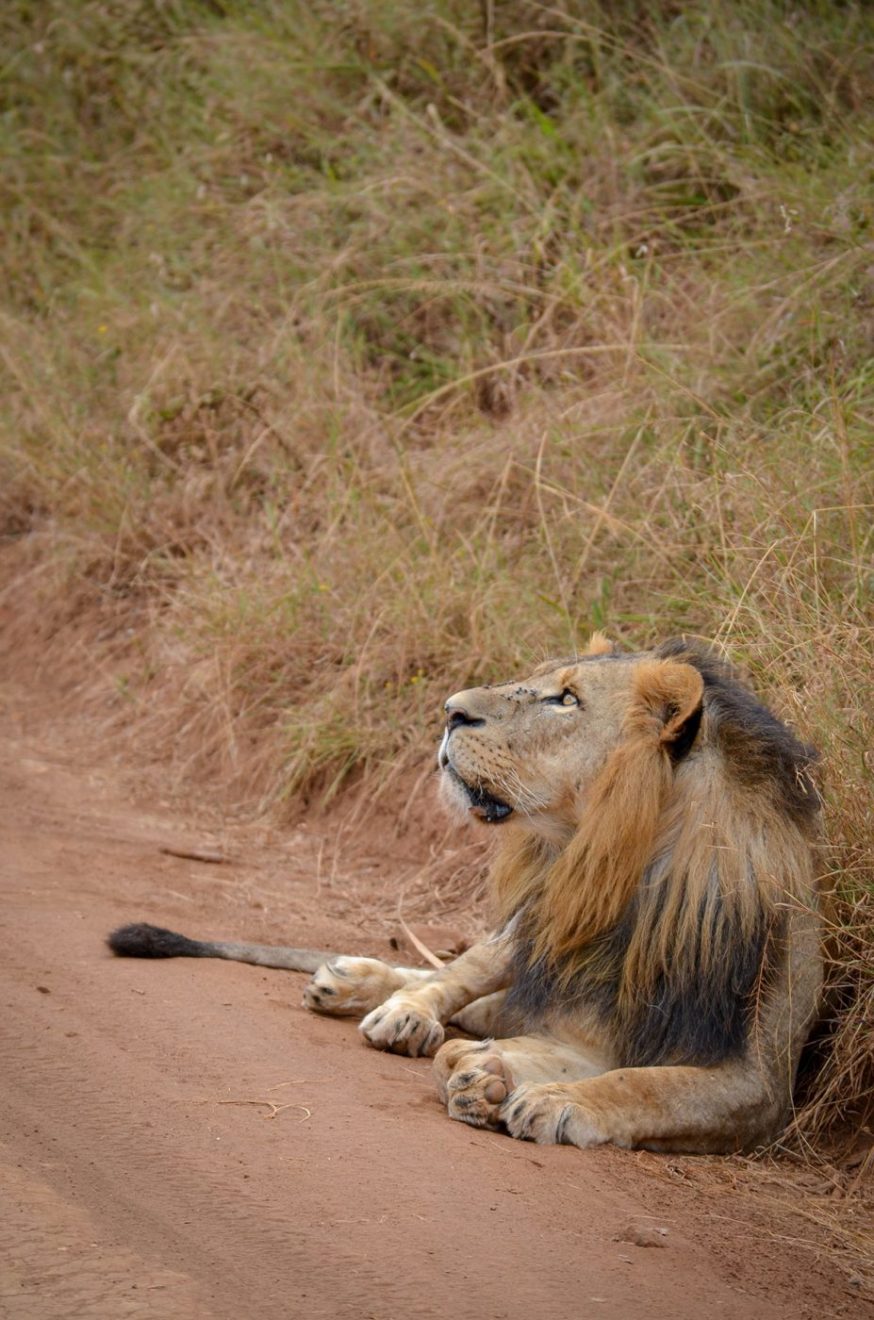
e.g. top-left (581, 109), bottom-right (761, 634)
top-left (438, 631), bottom-right (705, 834)
top-left (439, 634), bottom-right (821, 1064)
top-left (439, 631), bottom-right (818, 838)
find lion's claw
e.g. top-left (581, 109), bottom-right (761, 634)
top-left (359, 1000), bottom-right (444, 1057)
top-left (500, 1082), bottom-right (607, 1148)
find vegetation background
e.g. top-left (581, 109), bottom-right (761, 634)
top-left (1, 1), bottom-right (871, 1151)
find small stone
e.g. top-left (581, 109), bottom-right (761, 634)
top-left (614, 1222), bottom-right (669, 1248)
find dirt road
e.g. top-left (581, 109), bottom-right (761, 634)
top-left (0, 708), bottom-right (859, 1319)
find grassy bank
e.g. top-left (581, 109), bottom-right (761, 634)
top-left (1, 1), bottom-right (872, 1145)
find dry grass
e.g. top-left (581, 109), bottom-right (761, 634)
top-left (1, 1), bottom-right (872, 1153)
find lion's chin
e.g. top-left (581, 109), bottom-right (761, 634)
top-left (442, 767), bottom-right (514, 824)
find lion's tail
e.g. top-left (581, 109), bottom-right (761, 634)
top-left (106, 922), bottom-right (335, 973)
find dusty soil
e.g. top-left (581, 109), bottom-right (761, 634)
top-left (0, 690), bottom-right (866, 1320)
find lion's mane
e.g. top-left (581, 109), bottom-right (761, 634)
top-left (491, 639), bottom-right (821, 1069)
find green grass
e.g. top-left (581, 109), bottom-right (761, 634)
top-left (1, 0), bottom-right (872, 1146)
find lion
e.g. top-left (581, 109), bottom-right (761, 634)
top-left (108, 634), bottom-right (823, 1154)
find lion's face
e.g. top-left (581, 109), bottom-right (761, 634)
top-left (438, 653), bottom-right (641, 834)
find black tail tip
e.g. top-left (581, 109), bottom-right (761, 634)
top-left (107, 922), bottom-right (204, 959)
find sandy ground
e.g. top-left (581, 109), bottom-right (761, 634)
top-left (0, 696), bottom-right (865, 1320)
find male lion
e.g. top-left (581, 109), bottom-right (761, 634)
top-left (109, 635), bottom-right (823, 1154)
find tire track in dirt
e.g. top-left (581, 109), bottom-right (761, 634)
top-left (0, 727), bottom-right (856, 1319)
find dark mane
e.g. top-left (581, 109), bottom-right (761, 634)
top-left (654, 637), bottom-right (820, 828)
top-left (502, 902), bottom-right (781, 1069)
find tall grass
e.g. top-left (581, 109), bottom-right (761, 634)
top-left (1, 1), bottom-right (872, 1146)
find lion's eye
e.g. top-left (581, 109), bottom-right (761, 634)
top-left (543, 689), bottom-right (580, 708)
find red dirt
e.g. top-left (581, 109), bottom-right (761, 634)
top-left (0, 693), bottom-right (866, 1319)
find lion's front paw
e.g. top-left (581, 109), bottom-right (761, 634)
top-left (303, 957), bottom-right (396, 1018)
top-left (359, 998), bottom-right (445, 1058)
top-left (501, 1083), bottom-right (608, 1148)
top-left (434, 1040), bottom-right (515, 1130)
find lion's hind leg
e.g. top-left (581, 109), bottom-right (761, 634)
top-left (434, 1035), bottom-right (609, 1132)
top-left (303, 958), bottom-right (430, 1018)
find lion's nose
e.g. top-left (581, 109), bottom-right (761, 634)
top-left (444, 701), bottom-right (483, 731)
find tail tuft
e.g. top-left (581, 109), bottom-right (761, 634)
top-left (107, 922), bottom-right (206, 959)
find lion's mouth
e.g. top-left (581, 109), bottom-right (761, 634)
top-left (445, 766), bottom-right (514, 824)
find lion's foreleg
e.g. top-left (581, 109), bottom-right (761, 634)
top-left (359, 939), bottom-right (513, 1058)
top-left (500, 1061), bottom-right (783, 1153)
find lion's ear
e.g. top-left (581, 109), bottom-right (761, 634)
top-left (632, 660), bottom-right (704, 761)
top-left (584, 631), bottom-right (615, 656)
